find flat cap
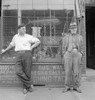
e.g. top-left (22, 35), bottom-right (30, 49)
top-left (18, 23), bottom-right (26, 29)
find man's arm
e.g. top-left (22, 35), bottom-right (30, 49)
top-left (62, 36), bottom-right (67, 55)
top-left (79, 35), bottom-right (84, 56)
top-left (30, 41), bottom-right (41, 51)
top-left (1, 44), bottom-right (13, 54)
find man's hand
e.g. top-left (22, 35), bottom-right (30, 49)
top-left (0, 49), bottom-right (6, 55)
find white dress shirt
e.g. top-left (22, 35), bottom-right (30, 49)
top-left (10, 34), bottom-right (40, 51)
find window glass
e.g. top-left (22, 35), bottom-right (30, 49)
top-left (0, 9), bottom-right (73, 63)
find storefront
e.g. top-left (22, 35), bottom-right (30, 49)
top-left (0, 0), bottom-right (86, 87)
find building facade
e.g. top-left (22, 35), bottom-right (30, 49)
top-left (0, 0), bottom-right (86, 87)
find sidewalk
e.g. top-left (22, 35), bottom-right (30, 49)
top-left (0, 68), bottom-right (95, 100)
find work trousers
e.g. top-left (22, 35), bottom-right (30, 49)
top-left (15, 50), bottom-right (33, 89)
top-left (63, 49), bottom-right (82, 88)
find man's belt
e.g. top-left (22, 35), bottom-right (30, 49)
top-left (72, 48), bottom-right (78, 50)
top-left (67, 48), bottom-right (78, 53)
top-left (16, 50), bottom-right (31, 54)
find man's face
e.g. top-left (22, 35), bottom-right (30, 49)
top-left (19, 26), bottom-right (26, 35)
top-left (70, 25), bottom-right (77, 34)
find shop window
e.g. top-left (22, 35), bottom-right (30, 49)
top-left (21, 10), bottom-right (73, 63)
top-left (0, 9), bottom-right (73, 63)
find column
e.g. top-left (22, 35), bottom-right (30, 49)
top-left (17, 0), bottom-right (21, 26)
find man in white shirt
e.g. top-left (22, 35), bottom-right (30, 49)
top-left (1, 23), bottom-right (41, 94)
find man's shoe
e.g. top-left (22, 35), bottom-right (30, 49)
top-left (62, 87), bottom-right (70, 93)
top-left (73, 87), bottom-right (82, 93)
top-left (23, 89), bottom-right (28, 94)
top-left (28, 88), bottom-right (33, 92)
top-left (27, 85), bottom-right (34, 92)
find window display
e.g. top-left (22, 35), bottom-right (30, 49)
top-left (0, 9), bottom-right (73, 63)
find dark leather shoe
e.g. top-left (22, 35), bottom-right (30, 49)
top-left (73, 88), bottom-right (82, 93)
top-left (27, 85), bottom-right (34, 92)
top-left (62, 87), bottom-right (70, 93)
top-left (28, 88), bottom-right (33, 92)
top-left (23, 89), bottom-right (28, 94)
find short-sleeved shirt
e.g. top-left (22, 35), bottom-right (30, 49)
top-left (10, 34), bottom-right (40, 51)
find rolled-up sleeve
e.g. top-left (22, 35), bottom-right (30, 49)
top-left (30, 36), bottom-right (40, 43)
top-left (10, 36), bottom-right (15, 47)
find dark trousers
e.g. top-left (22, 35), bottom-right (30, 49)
top-left (15, 51), bottom-right (33, 89)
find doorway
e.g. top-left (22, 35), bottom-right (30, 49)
top-left (86, 6), bottom-right (95, 69)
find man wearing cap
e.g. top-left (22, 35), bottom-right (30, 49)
top-left (62, 22), bottom-right (83, 93)
top-left (1, 23), bottom-right (41, 94)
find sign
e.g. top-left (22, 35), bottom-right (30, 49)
top-left (0, 64), bottom-right (64, 87)
top-left (31, 26), bottom-right (42, 38)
